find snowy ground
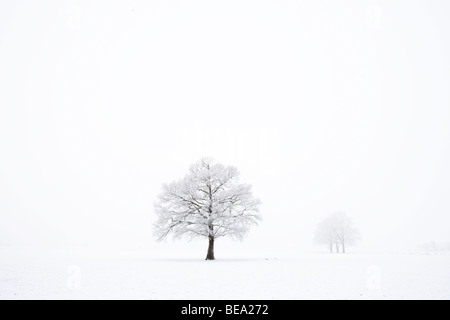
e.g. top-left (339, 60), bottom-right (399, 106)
top-left (1, 246), bottom-right (449, 300)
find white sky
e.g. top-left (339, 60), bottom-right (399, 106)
top-left (0, 0), bottom-right (449, 252)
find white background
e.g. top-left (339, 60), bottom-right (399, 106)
top-left (1, 0), bottom-right (450, 254)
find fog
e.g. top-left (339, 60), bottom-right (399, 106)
top-left (1, 0), bottom-right (449, 253)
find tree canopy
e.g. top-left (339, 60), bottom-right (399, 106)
top-left (154, 158), bottom-right (261, 259)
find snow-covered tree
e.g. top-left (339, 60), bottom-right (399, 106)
top-left (154, 158), bottom-right (261, 260)
top-left (314, 212), bottom-right (360, 253)
top-left (332, 212), bottom-right (360, 253)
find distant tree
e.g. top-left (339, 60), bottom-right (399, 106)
top-left (154, 158), bottom-right (261, 260)
top-left (332, 212), bottom-right (360, 253)
top-left (315, 212), bottom-right (360, 253)
top-left (314, 218), bottom-right (336, 253)
top-left (420, 241), bottom-right (450, 253)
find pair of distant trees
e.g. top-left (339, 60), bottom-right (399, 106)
top-left (153, 158), bottom-right (360, 259)
top-left (314, 212), bottom-right (360, 253)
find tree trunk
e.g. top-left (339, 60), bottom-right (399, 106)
top-left (342, 241), bottom-right (345, 254)
top-left (330, 241), bottom-right (333, 253)
top-left (206, 236), bottom-right (215, 260)
top-left (336, 243), bottom-right (340, 253)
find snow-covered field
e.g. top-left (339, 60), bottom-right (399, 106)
top-left (1, 247), bottom-right (449, 300)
